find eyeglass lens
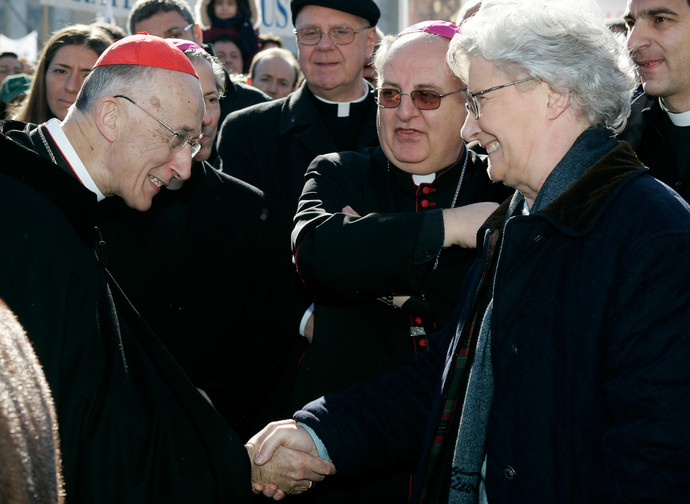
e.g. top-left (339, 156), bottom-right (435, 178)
top-left (376, 89), bottom-right (445, 110)
top-left (465, 92), bottom-right (479, 119)
top-left (295, 27), bottom-right (367, 46)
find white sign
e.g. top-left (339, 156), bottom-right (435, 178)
top-left (40, 0), bottom-right (134, 19)
top-left (0, 32), bottom-right (38, 63)
top-left (258, 0), bottom-right (296, 51)
top-left (598, 0), bottom-right (627, 18)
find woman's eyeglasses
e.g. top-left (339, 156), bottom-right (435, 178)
top-left (465, 77), bottom-right (536, 119)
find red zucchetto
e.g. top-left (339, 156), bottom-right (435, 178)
top-left (93, 33), bottom-right (198, 79)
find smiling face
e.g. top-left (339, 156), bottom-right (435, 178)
top-left (295, 5), bottom-right (375, 101)
top-left (377, 35), bottom-right (466, 175)
top-left (109, 70), bottom-right (204, 211)
top-left (45, 45), bottom-right (99, 120)
top-left (250, 56), bottom-right (297, 99)
top-left (461, 56), bottom-right (548, 203)
top-left (192, 59), bottom-right (221, 162)
top-left (625, 0), bottom-right (690, 111)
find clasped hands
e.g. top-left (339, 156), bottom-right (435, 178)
top-left (246, 419), bottom-right (336, 500)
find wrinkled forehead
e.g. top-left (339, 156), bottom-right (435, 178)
top-left (295, 5), bottom-right (368, 28)
top-left (255, 56), bottom-right (294, 74)
top-left (380, 34), bottom-right (453, 81)
top-left (191, 59), bottom-right (218, 95)
top-left (148, 68), bottom-right (204, 124)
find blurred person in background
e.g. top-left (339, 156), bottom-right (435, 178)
top-left (212, 34), bottom-right (245, 74)
top-left (0, 73), bottom-right (32, 119)
top-left (90, 21), bottom-right (128, 41)
top-left (0, 51), bottom-right (24, 116)
top-left (247, 47), bottom-right (301, 98)
top-left (260, 32), bottom-right (283, 49)
top-left (11, 25), bottom-right (113, 123)
top-left (0, 51), bottom-right (24, 85)
top-left (1, 52), bottom-right (28, 119)
top-left (362, 26), bottom-right (383, 86)
top-left (197, 0), bottom-right (261, 74)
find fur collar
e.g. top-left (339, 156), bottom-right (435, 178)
top-left (482, 141), bottom-right (645, 234)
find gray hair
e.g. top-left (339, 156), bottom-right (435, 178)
top-left (184, 49), bottom-right (227, 98)
top-left (373, 31), bottom-right (458, 88)
top-left (74, 65), bottom-right (157, 112)
top-left (448, 0), bottom-right (637, 133)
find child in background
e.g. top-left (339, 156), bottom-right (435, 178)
top-left (197, 0), bottom-right (261, 74)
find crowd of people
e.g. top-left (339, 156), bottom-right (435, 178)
top-left (0, 0), bottom-right (688, 502)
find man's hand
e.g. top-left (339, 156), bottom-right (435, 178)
top-left (246, 420), bottom-right (336, 500)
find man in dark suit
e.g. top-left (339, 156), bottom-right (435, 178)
top-left (620, 0), bottom-right (690, 201)
top-left (216, 0), bottom-right (381, 341)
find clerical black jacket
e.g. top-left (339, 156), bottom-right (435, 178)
top-left (0, 120), bottom-right (251, 503)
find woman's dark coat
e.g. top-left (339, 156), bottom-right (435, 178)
top-left (296, 142), bottom-right (690, 503)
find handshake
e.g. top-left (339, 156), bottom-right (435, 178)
top-left (245, 419), bottom-right (336, 500)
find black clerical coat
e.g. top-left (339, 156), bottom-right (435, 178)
top-left (216, 81), bottom-right (379, 242)
top-left (0, 121), bottom-right (251, 503)
top-left (620, 96), bottom-right (690, 202)
top-left (216, 80), bottom-right (379, 341)
top-left (98, 161), bottom-right (294, 440)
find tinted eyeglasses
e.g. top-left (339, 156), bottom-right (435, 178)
top-left (374, 88), bottom-right (465, 110)
top-left (293, 26), bottom-right (370, 46)
top-left (465, 77), bottom-right (536, 120)
top-left (114, 95), bottom-right (201, 158)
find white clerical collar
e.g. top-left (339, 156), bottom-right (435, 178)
top-left (45, 118), bottom-right (105, 201)
top-left (412, 173), bottom-right (436, 185)
top-left (659, 98), bottom-right (690, 127)
top-left (313, 80), bottom-right (370, 117)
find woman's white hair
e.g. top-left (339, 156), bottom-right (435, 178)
top-left (448, 0), bottom-right (638, 133)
